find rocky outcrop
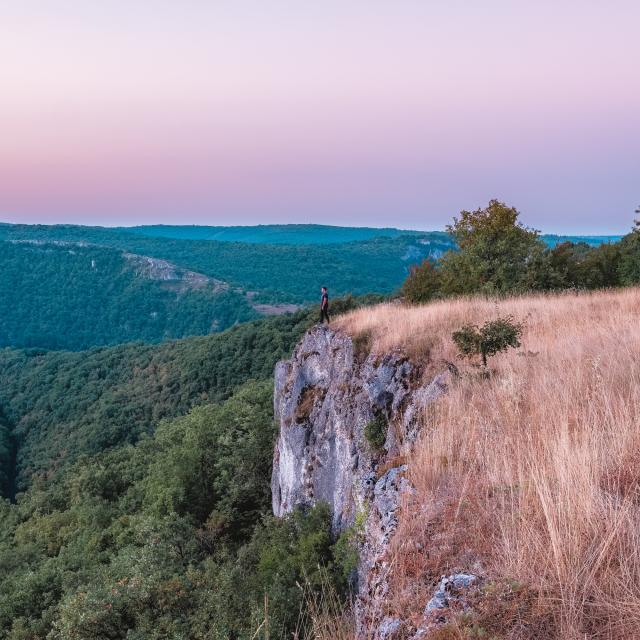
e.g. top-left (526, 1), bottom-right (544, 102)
top-left (271, 325), bottom-right (451, 637)
top-left (271, 326), bottom-right (419, 531)
top-left (124, 253), bottom-right (227, 292)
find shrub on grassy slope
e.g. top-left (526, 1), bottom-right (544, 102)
top-left (452, 316), bottom-right (523, 367)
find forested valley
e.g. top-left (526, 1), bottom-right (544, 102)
top-left (0, 300), bottom-right (370, 639)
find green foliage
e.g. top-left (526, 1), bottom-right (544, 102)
top-left (0, 410), bottom-right (13, 499)
top-left (547, 241), bottom-right (622, 289)
top-left (143, 381), bottom-right (276, 532)
top-left (400, 201), bottom-right (632, 300)
top-left (333, 505), bottom-right (367, 583)
top-left (0, 381), bottom-right (344, 640)
top-left (364, 414), bottom-right (388, 450)
top-left (452, 316), bottom-right (523, 367)
top-left (439, 200), bottom-right (546, 296)
top-left (618, 222), bottom-right (640, 286)
top-left (401, 259), bottom-right (441, 303)
top-left (0, 223), bottom-right (456, 307)
top-left (0, 242), bottom-right (258, 350)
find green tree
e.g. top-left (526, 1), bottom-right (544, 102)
top-left (401, 259), bottom-right (441, 302)
top-left (618, 219), bottom-right (640, 286)
top-left (439, 200), bottom-right (547, 295)
top-left (548, 241), bottom-right (621, 289)
top-left (452, 316), bottom-right (523, 367)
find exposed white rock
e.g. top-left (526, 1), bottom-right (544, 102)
top-left (272, 325), bottom-right (415, 534)
top-left (378, 617), bottom-right (402, 639)
top-left (424, 573), bottom-right (479, 614)
top-left (405, 573), bottom-right (482, 637)
top-left (123, 253), bottom-right (227, 292)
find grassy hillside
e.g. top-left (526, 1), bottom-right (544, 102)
top-left (0, 241), bottom-right (258, 350)
top-left (336, 287), bottom-right (640, 638)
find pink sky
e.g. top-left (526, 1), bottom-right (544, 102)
top-left (0, 1), bottom-right (638, 233)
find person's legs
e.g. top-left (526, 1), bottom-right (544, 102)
top-left (321, 308), bottom-right (330, 323)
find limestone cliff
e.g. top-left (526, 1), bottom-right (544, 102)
top-left (271, 325), bottom-right (451, 637)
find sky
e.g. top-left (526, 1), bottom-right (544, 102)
top-left (0, 1), bottom-right (638, 234)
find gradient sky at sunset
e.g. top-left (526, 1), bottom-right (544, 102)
top-left (1, 1), bottom-right (638, 233)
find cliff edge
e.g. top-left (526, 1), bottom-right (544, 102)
top-left (271, 325), bottom-right (450, 636)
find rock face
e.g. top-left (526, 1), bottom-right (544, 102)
top-left (124, 253), bottom-right (227, 292)
top-left (271, 325), bottom-right (450, 637)
top-left (272, 326), bottom-right (417, 532)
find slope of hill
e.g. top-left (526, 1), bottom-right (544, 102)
top-left (0, 302), bottom-right (364, 640)
top-left (0, 306), bottom-right (321, 494)
top-left (0, 241), bottom-right (259, 350)
top-left (328, 287), bottom-right (640, 638)
top-left (0, 223), bottom-right (455, 304)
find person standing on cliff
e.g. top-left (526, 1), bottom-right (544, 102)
top-left (319, 286), bottom-right (330, 324)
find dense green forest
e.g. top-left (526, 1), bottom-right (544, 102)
top-left (0, 382), bottom-right (349, 639)
top-left (0, 242), bottom-right (258, 350)
top-left (0, 302), bottom-right (371, 639)
top-left (0, 223), bottom-right (455, 304)
top-left (121, 223), bottom-right (424, 244)
top-left (0, 305), bottom-right (334, 494)
top-left (0, 409), bottom-right (13, 500)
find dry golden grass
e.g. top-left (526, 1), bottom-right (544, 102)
top-left (339, 287), bottom-right (640, 639)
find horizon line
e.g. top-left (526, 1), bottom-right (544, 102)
top-left (0, 218), bottom-right (628, 237)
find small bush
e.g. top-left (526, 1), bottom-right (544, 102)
top-left (364, 414), bottom-right (388, 450)
top-left (452, 316), bottom-right (523, 367)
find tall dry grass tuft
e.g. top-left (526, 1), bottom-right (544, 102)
top-left (339, 288), bottom-right (640, 639)
top-left (296, 571), bottom-right (354, 640)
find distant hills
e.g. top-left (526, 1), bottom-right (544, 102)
top-left (119, 223), bottom-right (423, 244)
top-left (0, 222), bottom-right (623, 350)
top-left (119, 223), bottom-right (621, 247)
top-left (0, 222), bottom-right (455, 301)
top-left (0, 242), bottom-right (259, 350)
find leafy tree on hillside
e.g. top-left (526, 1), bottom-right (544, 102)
top-left (143, 381), bottom-right (276, 535)
top-left (400, 259), bottom-right (441, 303)
top-left (439, 200), bottom-right (547, 295)
top-left (618, 219), bottom-right (640, 286)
